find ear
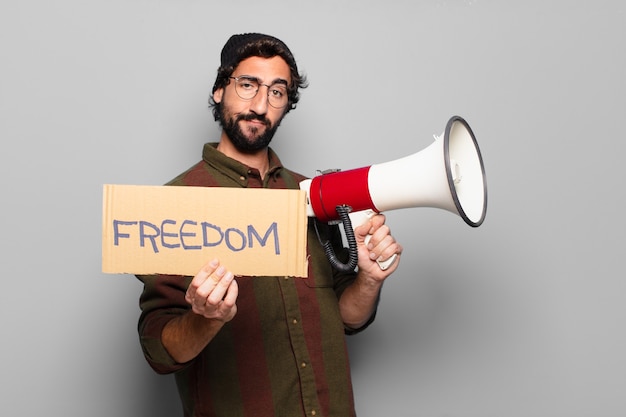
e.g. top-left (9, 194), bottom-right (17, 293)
top-left (213, 87), bottom-right (224, 104)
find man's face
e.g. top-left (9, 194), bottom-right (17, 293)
top-left (213, 56), bottom-right (291, 153)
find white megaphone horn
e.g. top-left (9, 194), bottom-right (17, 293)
top-left (299, 115), bottom-right (487, 271)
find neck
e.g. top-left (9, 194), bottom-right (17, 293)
top-left (216, 133), bottom-right (270, 178)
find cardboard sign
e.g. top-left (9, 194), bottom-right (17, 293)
top-left (102, 184), bottom-right (308, 277)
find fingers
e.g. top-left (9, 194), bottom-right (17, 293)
top-left (221, 279), bottom-right (238, 309)
top-left (204, 267), bottom-right (235, 306)
top-left (186, 259), bottom-right (238, 320)
top-left (360, 214), bottom-right (403, 267)
top-left (186, 258), bottom-right (218, 304)
top-left (354, 213), bottom-right (387, 238)
top-left (367, 227), bottom-right (402, 262)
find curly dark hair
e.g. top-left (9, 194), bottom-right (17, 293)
top-left (209, 34), bottom-right (308, 122)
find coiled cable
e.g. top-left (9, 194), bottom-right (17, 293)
top-left (314, 205), bottom-right (358, 272)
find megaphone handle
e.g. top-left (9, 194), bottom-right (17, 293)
top-left (348, 209), bottom-right (398, 271)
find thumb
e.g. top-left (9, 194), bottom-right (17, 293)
top-left (352, 220), bottom-right (373, 244)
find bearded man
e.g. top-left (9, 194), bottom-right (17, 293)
top-left (136, 33), bottom-right (403, 417)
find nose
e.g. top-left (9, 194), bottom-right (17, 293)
top-left (249, 85), bottom-right (269, 115)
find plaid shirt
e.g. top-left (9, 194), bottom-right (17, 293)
top-left (137, 143), bottom-right (375, 417)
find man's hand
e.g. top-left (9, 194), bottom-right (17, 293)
top-left (338, 213), bottom-right (402, 329)
top-left (185, 258), bottom-right (238, 322)
top-left (354, 213), bottom-right (403, 280)
top-left (162, 259), bottom-right (238, 363)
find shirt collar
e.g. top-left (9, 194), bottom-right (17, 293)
top-left (202, 142), bottom-right (284, 181)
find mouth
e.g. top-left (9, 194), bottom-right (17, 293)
top-left (244, 119), bottom-right (266, 128)
top-left (239, 115), bottom-right (270, 133)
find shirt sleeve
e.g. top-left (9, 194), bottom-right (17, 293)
top-left (136, 274), bottom-right (193, 374)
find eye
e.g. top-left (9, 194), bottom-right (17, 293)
top-left (269, 85), bottom-right (287, 98)
top-left (237, 78), bottom-right (258, 91)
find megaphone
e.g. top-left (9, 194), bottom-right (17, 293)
top-left (299, 115), bottom-right (487, 270)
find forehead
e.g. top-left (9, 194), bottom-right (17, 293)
top-left (233, 56), bottom-right (291, 83)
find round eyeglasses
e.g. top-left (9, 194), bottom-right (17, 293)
top-left (229, 76), bottom-right (289, 108)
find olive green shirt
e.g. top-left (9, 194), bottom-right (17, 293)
top-left (137, 143), bottom-right (376, 417)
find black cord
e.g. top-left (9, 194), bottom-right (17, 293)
top-left (314, 205), bottom-right (358, 272)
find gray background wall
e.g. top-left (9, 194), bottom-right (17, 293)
top-left (1, 1), bottom-right (624, 416)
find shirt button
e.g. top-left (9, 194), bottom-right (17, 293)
top-left (239, 176), bottom-right (246, 181)
top-left (311, 411), bottom-right (317, 416)
top-left (292, 319), bottom-right (298, 325)
top-left (301, 362), bottom-right (307, 368)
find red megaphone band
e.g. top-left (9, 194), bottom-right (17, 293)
top-left (308, 166), bottom-right (378, 222)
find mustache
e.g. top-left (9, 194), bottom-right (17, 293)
top-left (237, 113), bottom-right (270, 126)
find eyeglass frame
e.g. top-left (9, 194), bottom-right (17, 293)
top-left (228, 76), bottom-right (290, 109)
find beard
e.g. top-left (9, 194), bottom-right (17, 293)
top-left (219, 104), bottom-right (282, 154)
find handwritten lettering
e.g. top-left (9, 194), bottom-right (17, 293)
top-left (113, 219), bottom-right (281, 255)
